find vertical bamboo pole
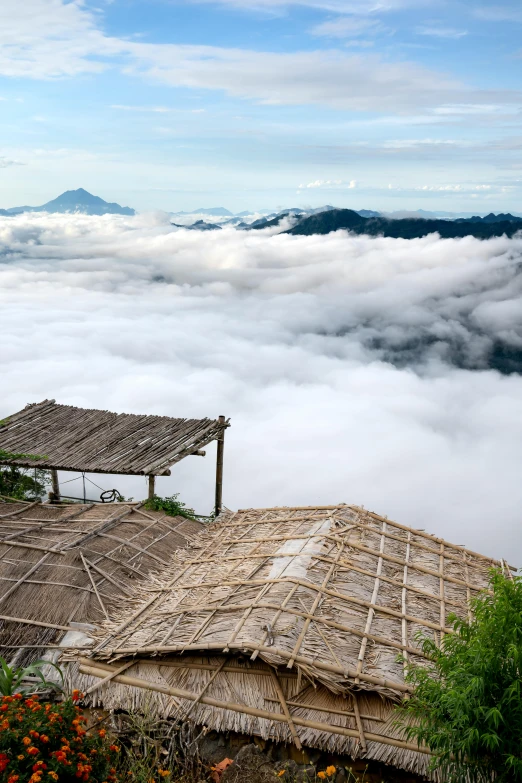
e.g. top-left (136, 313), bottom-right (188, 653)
top-left (148, 475), bottom-right (155, 500)
top-left (214, 415), bottom-right (226, 517)
top-left (51, 469), bottom-right (60, 503)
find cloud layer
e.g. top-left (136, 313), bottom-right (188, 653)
top-left (2, 212), bottom-right (522, 564)
top-left (3, 0), bottom-right (522, 116)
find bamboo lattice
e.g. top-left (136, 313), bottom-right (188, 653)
top-left (78, 503), bottom-right (511, 780)
top-left (0, 497), bottom-right (203, 666)
top-left (0, 400), bottom-right (229, 475)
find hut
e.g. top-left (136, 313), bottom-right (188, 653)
top-left (77, 503), bottom-right (513, 780)
top-left (0, 399), bottom-right (230, 513)
top-left (0, 498), bottom-right (204, 667)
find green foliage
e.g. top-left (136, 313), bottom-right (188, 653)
top-left (0, 691), bottom-right (122, 782)
top-left (0, 449), bottom-right (50, 501)
top-left (0, 465), bottom-right (50, 501)
top-left (144, 494), bottom-right (196, 520)
top-left (0, 449), bottom-right (46, 462)
top-left (397, 569), bottom-right (522, 782)
top-left (0, 657), bottom-right (63, 697)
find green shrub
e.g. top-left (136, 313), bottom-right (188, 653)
top-left (0, 449), bottom-right (49, 501)
top-left (143, 494), bottom-right (196, 520)
top-left (398, 569), bottom-right (522, 782)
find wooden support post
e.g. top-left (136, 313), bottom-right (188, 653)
top-left (50, 469), bottom-right (60, 503)
top-left (214, 415), bottom-right (226, 518)
top-left (148, 475), bottom-right (155, 501)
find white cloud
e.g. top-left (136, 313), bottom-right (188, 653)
top-left (111, 105), bottom-right (172, 113)
top-left (415, 183), bottom-right (493, 191)
top-left (298, 179), bottom-right (355, 188)
top-left (311, 17), bottom-right (384, 37)
top-left (189, 0), bottom-right (415, 12)
top-left (2, 212), bottom-right (522, 565)
top-left (416, 26), bottom-right (468, 39)
top-left (0, 157), bottom-right (22, 168)
top-left (2, 1), bottom-right (522, 115)
top-left (474, 6), bottom-right (522, 23)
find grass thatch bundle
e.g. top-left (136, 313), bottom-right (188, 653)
top-left (0, 497), bottom-right (203, 666)
top-left (78, 503), bottom-right (511, 780)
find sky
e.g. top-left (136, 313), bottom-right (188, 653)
top-left (1, 0), bottom-right (522, 212)
top-left (2, 213), bottom-right (522, 565)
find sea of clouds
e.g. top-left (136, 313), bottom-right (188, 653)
top-left (1, 211), bottom-right (522, 564)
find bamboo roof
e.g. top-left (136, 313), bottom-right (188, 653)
top-left (0, 400), bottom-right (229, 476)
top-left (78, 503), bottom-right (510, 779)
top-left (0, 497), bottom-right (203, 665)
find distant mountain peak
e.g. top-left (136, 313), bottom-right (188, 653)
top-left (3, 189), bottom-right (135, 217)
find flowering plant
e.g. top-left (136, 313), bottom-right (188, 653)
top-left (0, 691), bottom-right (121, 783)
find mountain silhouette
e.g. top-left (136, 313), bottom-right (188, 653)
top-left (4, 188), bottom-right (135, 216)
top-left (285, 209), bottom-right (522, 240)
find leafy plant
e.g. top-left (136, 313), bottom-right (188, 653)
top-left (0, 449), bottom-right (50, 501)
top-left (0, 657), bottom-right (63, 697)
top-left (397, 569), bottom-right (522, 782)
top-left (0, 690), bottom-right (122, 783)
top-left (144, 494), bottom-right (197, 520)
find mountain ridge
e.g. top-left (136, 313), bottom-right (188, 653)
top-left (284, 209), bottom-right (522, 240)
top-left (3, 188), bottom-right (135, 216)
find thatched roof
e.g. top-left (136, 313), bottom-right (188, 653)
top-left (0, 497), bottom-right (203, 665)
top-left (78, 503), bottom-right (511, 779)
top-left (0, 400), bottom-right (228, 475)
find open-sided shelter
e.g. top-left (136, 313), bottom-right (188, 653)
top-left (78, 503), bottom-right (513, 781)
top-left (0, 497), bottom-right (203, 667)
top-left (0, 399), bottom-right (229, 513)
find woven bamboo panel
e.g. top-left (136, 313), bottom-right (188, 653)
top-left (0, 400), bottom-right (228, 475)
top-left (0, 498), bottom-right (203, 665)
top-left (78, 503), bottom-right (509, 779)
top-left (93, 504), bottom-right (505, 697)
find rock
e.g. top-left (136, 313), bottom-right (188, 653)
top-left (274, 760), bottom-right (299, 776)
top-left (296, 766), bottom-right (317, 782)
top-left (221, 744), bottom-right (277, 783)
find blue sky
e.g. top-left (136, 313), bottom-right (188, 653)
top-left (1, 0), bottom-right (522, 212)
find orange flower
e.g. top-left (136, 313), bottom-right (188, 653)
top-left (40, 735), bottom-right (49, 743)
top-left (23, 737), bottom-right (32, 746)
top-left (8, 775), bottom-right (19, 783)
top-left (48, 774), bottom-right (59, 781)
top-left (109, 745), bottom-right (120, 752)
top-left (71, 690), bottom-right (83, 702)
top-left (277, 772), bottom-right (286, 777)
top-left (158, 770), bottom-right (170, 778)
top-left (326, 766), bottom-right (336, 777)
top-left (33, 762), bottom-right (47, 771)
top-left (18, 756), bottom-right (24, 761)
top-left (28, 747), bottom-right (40, 756)
top-left (317, 774), bottom-right (326, 780)
top-left (29, 730), bottom-right (40, 738)
top-left (98, 729), bottom-right (106, 738)
top-left (0, 704), bottom-right (9, 712)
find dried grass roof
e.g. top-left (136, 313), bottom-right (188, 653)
top-left (0, 497), bottom-right (203, 665)
top-left (0, 400), bottom-right (228, 475)
top-left (78, 503), bottom-right (510, 778)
